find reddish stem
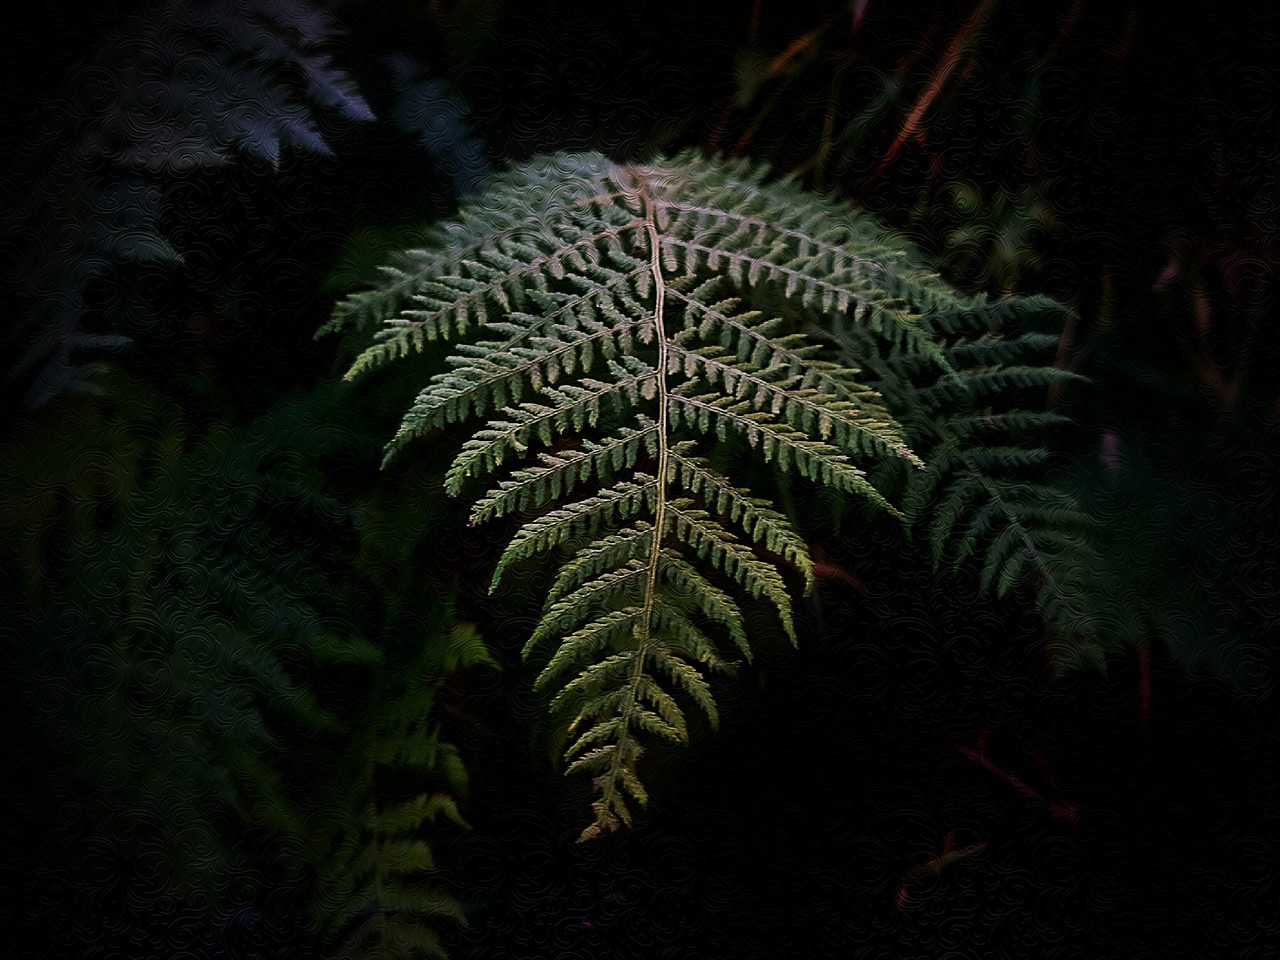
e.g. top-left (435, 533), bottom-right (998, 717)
top-left (870, 0), bottom-right (996, 184)
top-left (948, 741), bottom-right (1079, 823)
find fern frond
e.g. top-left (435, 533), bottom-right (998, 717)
top-left (525, 562), bottom-right (651, 656)
top-left (441, 361), bottom-right (655, 485)
top-left (381, 53), bottom-right (491, 198)
top-left (472, 421), bottom-right (661, 522)
top-left (1, 376), bottom-right (488, 957)
top-left (320, 157), bottom-right (631, 339)
top-left (313, 619), bottom-right (486, 960)
top-left (547, 523), bottom-right (656, 599)
top-left (828, 291), bottom-right (1100, 652)
top-left (326, 150), bottom-right (1087, 838)
top-left (667, 446), bottom-right (813, 588)
top-left (490, 476), bottom-right (659, 589)
top-left (5, 0), bottom-right (372, 407)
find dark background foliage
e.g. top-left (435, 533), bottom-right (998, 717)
top-left (2, 1), bottom-right (1277, 957)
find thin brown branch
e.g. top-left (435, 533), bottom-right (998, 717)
top-left (948, 740), bottom-right (1080, 823)
top-left (764, 8), bottom-right (844, 80)
top-left (871, 0), bottom-right (997, 183)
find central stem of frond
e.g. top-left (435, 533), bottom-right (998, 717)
top-left (639, 180), bottom-right (670, 631)
top-left (601, 174), bottom-right (670, 825)
top-left (575, 174), bottom-right (672, 839)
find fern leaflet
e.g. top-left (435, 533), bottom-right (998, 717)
top-left (823, 290), bottom-right (1100, 664)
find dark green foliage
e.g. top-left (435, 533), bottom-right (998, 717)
top-left (3, 0), bottom-right (373, 408)
top-left (1057, 418), bottom-right (1280, 690)
top-left (820, 290), bottom-right (1102, 666)
top-left (0, 372), bottom-right (488, 958)
top-left (380, 53), bottom-right (492, 199)
top-left (306, 618), bottom-right (492, 960)
top-left (721, 1), bottom-right (1068, 293)
top-left (324, 150), bottom-right (1088, 837)
top-left (701, 0), bottom-right (1279, 689)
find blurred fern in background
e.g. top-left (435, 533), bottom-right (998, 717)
top-left (2, 0), bottom-right (375, 409)
top-left (0, 372), bottom-right (492, 958)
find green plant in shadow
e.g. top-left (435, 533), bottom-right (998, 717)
top-left (1, 372), bottom-right (490, 958)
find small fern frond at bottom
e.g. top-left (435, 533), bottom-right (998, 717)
top-left (308, 612), bottom-right (493, 960)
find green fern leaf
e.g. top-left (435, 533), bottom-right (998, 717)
top-left (825, 284), bottom-right (1100, 657)
top-left (325, 150), bottom-right (1088, 839)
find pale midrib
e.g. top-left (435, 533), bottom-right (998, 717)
top-left (639, 183), bottom-right (670, 660)
top-left (594, 173), bottom-right (670, 824)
